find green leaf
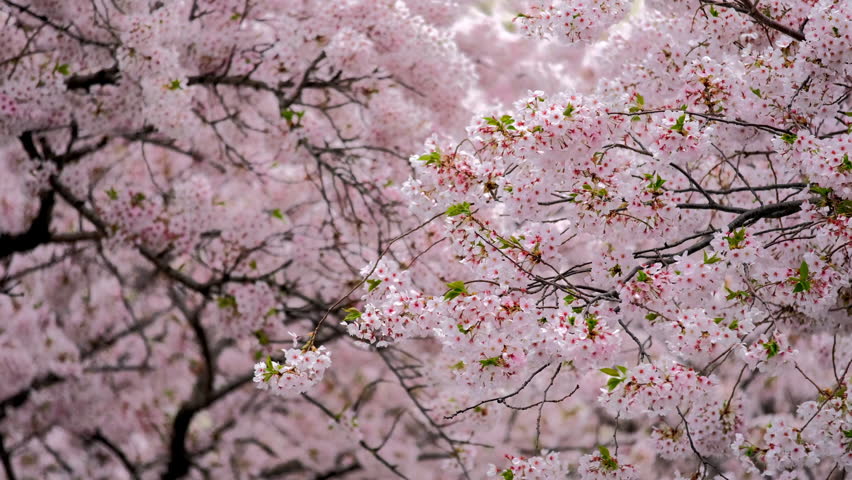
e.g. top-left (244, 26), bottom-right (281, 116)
top-left (597, 445), bottom-right (618, 470)
top-left (457, 323), bottom-right (473, 334)
top-left (366, 279), bottom-right (382, 292)
top-left (484, 115), bottom-right (517, 133)
top-left (645, 312), bottom-right (659, 321)
top-left (763, 339), bottom-right (780, 358)
top-left (342, 307), bottom-right (361, 323)
top-left (600, 367), bottom-right (620, 376)
top-left (265, 355), bottom-right (274, 371)
top-left (809, 184), bottom-right (833, 200)
top-left (646, 174), bottom-right (667, 192)
top-left (165, 79), bottom-right (182, 90)
top-left (106, 188), bottom-right (118, 200)
top-left (750, 87), bottom-right (762, 99)
top-left (443, 281), bottom-right (469, 301)
top-left (724, 287), bottom-right (750, 301)
top-left (479, 356), bottom-right (506, 368)
top-left (636, 270), bottom-right (650, 282)
top-left (498, 235), bottom-right (523, 249)
top-left (791, 260), bottom-right (812, 293)
top-left (217, 295), bottom-right (237, 309)
top-left (839, 153), bottom-right (852, 173)
top-left (54, 63), bottom-right (71, 76)
top-left (280, 109), bottom-right (305, 127)
top-left (585, 315), bottom-right (599, 332)
top-left (417, 150), bottom-right (442, 166)
top-left (780, 132), bottom-right (797, 144)
top-left (446, 202), bottom-right (472, 217)
top-left (703, 251), bottom-right (722, 264)
top-left (616, 365), bottom-right (628, 375)
top-left (728, 319), bottom-right (739, 330)
top-left (709, 5), bottom-right (719, 17)
top-left (713, 317), bottom-right (725, 324)
top-left (726, 228), bottom-right (747, 249)
top-left (563, 103), bottom-right (575, 117)
top-left (501, 469), bottom-right (515, 480)
top-left (450, 361), bottom-right (466, 370)
top-left (606, 377), bottom-right (624, 391)
top-left (670, 114), bottom-right (687, 134)
top-left (636, 94), bottom-right (645, 107)
top-left (563, 294), bottom-right (576, 305)
top-left (270, 208), bottom-right (285, 220)
top-left (798, 260), bottom-right (809, 278)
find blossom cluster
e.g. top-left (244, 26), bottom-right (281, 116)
top-left (253, 346), bottom-right (332, 398)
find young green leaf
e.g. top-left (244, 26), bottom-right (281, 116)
top-left (444, 281), bottom-right (469, 300)
top-left (446, 202), bottom-right (472, 217)
top-left (479, 356), bottom-right (506, 367)
top-left (598, 445), bottom-right (618, 470)
top-left (670, 114), bottom-right (687, 134)
top-left (450, 361), bottom-right (466, 370)
top-left (342, 308), bottom-right (362, 323)
top-left (780, 132), bottom-right (797, 144)
top-left (366, 278), bottom-right (382, 292)
top-left (839, 153), bottom-right (852, 173)
top-left (763, 339), bottom-right (780, 358)
top-left (217, 295), bottom-right (237, 309)
top-left (54, 63), bottom-right (71, 76)
top-left (703, 251), bottom-right (722, 265)
top-left (418, 151), bottom-right (442, 166)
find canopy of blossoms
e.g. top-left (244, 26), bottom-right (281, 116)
top-left (0, 0), bottom-right (850, 479)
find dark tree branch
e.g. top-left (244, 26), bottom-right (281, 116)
top-left (65, 66), bottom-right (120, 91)
top-left (90, 430), bottom-right (141, 480)
top-left (0, 431), bottom-right (16, 480)
top-left (0, 190), bottom-right (55, 259)
top-left (701, 0), bottom-right (806, 42)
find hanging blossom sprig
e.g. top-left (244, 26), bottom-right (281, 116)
top-left (253, 333), bottom-right (332, 397)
